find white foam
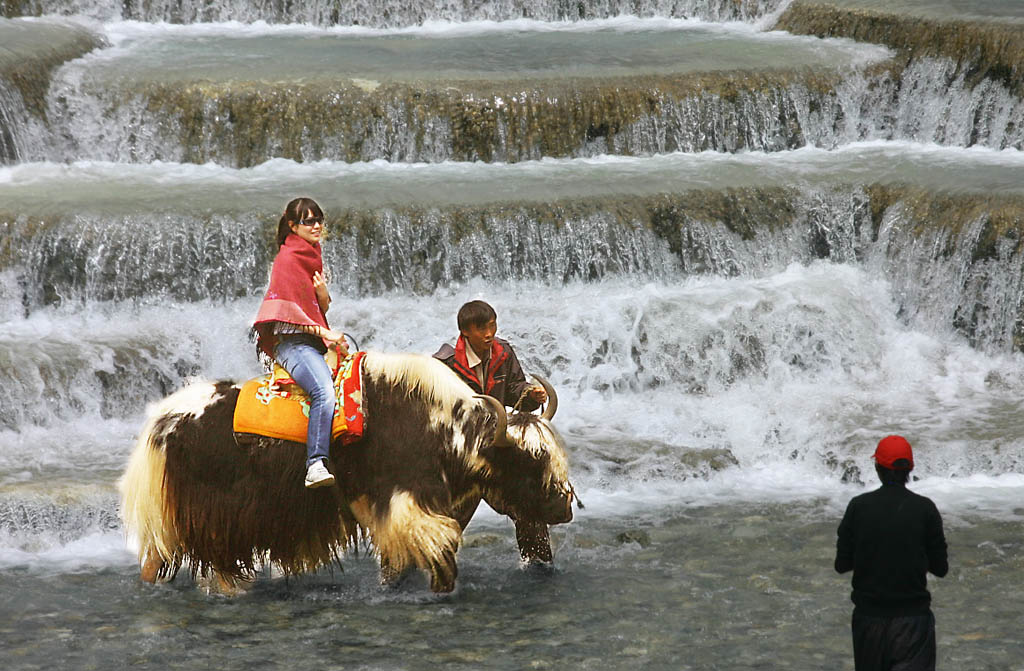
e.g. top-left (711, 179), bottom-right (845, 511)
top-left (5, 266), bottom-right (1024, 515)
top-left (0, 531), bottom-right (134, 573)
top-left (7, 141), bottom-right (1024, 183)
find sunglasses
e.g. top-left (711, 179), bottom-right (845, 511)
top-left (297, 217), bottom-right (324, 227)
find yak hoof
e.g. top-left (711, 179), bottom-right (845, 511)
top-left (140, 552), bottom-right (165, 583)
top-left (429, 560), bottom-right (457, 593)
top-left (429, 576), bottom-right (456, 593)
top-left (197, 572), bottom-right (250, 597)
top-left (379, 561), bottom-right (404, 588)
top-left (515, 520), bottom-right (554, 564)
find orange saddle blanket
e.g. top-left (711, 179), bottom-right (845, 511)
top-left (233, 350), bottom-right (366, 444)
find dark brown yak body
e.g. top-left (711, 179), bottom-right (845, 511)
top-left (119, 352), bottom-right (574, 593)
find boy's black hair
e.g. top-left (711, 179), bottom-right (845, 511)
top-left (457, 300), bottom-right (497, 331)
top-left (875, 463), bottom-right (911, 485)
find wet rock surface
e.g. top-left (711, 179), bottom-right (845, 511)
top-left (777, 1), bottom-right (1024, 93)
top-left (0, 18), bottom-right (103, 163)
top-left (5, 183), bottom-right (1024, 351)
top-left (48, 71), bottom-right (841, 166)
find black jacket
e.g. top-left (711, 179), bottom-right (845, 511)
top-left (835, 483), bottom-right (948, 616)
top-left (433, 336), bottom-right (540, 412)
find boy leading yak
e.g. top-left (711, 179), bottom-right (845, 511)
top-left (434, 300), bottom-right (552, 562)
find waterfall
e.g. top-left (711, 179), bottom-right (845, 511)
top-left (3, 0), bottom-right (789, 25)
top-left (0, 17), bottom-right (103, 163)
top-left (4, 0), bottom-right (1024, 588)
top-left (0, 78), bottom-right (36, 163)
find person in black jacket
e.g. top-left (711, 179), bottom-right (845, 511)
top-left (434, 299), bottom-right (551, 562)
top-left (433, 300), bottom-right (546, 410)
top-left (835, 435), bottom-right (949, 671)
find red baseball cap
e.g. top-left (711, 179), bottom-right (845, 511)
top-left (874, 435), bottom-right (914, 470)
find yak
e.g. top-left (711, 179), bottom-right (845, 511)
top-left (119, 351), bottom-right (576, 593)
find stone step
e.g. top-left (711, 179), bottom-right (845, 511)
top-left (0, 487), bottom-right (121, 551)
top-left (6, 173), bottom-right (1024, 432)
top-left (4, 145), bottom-right (1024, 344)
top-left (0, 17), bottom-right (103, 163)
top-left (44, 21), bottom-right (888, 165)
top-left (776, 0), bottom-right (1024, 93)
top-left (787, 0), bottom-right (1024, 22)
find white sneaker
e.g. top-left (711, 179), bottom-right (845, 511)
top-left (304, 460), bottom-right (335, 489)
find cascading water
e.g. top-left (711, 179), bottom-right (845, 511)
top-left (2, 1), bottom-right (1024, 669)
top-left (2, 0), bottom-right (790, 24)
top-left (0, 17), bottom-right (102, 163)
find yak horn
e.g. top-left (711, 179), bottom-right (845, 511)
top-left (533, 375), bottom-right (558, 421)
top-left (476, 394), bottom-right (513, 447)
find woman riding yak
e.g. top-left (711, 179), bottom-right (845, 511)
top-left (252, 197), bottom-right (348, 489)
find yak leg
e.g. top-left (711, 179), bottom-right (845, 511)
top-left (457, 496), bottom-right (552, 563)
top-left (352, 496), bottom-right (409, 587)
top-left (514, 520), bottom-right (553, 563)
top-left (378, 556), bottom-right (403, 587)
top-left (196, 571), bottom-right (249, 597)
top-left (363, 490), bottom-right (462, 593)
top-left (140, 549), bottom-right (164, 583)
top-left (378, 546), bottom-right (457, 592)
top-left (139, 544), bottom-right (180, 583)
top-left (428, 543), bottom-right (458, 593)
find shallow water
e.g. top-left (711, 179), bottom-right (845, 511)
top-left (3, 501), bottom-right (1022, 671)
top-left (87, 19), bottom-right (885, 85)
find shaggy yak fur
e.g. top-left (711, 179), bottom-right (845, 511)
top-left (119, 351), bottom-right (574, 593)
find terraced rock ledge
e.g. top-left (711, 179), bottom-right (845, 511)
top-left (46, 23), bottom-right (881, 164)
top-left (776, 1), bottom-right (1024, 93)
top-left (0, 18), bottom-right (103, 162)
top-left (55, 70), bottom-right (841, 165)
top-left (5, 184), bottom-right (1024, 352)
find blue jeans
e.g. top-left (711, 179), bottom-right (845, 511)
top-left (274, 337), bottom-right (336, 468)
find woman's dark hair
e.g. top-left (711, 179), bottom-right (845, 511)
top-left (875, 463), bottom-right (911, 485)
top-left (276, 197), bottom-right (324, 247)
top-left (457, 300), bottom-right (497, 331)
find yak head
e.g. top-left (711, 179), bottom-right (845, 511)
top-left (476, 377), bottom-right (578, 526)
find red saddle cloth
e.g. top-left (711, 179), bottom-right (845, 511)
top-left (233, 351), bottom-right (366, 444)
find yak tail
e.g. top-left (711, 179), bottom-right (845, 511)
top-left (118, 398), bottom-right (181, 574)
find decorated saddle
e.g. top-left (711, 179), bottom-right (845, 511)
top-left (233, 348), bottom-right (366, 444)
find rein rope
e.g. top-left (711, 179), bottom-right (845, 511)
top-left (511, 385), bottom-right (546, 414)
top-left (511, 387), bottom-right (532, 413)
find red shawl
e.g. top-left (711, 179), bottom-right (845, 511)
top-left (253, 234), bottom-right (329, 358)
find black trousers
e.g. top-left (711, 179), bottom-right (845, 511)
top-left (852, 611), bottom-right (936, 671)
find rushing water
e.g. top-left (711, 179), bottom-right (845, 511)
top-left (1, 0), bottom-right (791, 25)
top-left (3, 1), bottom-right (1024, 670)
